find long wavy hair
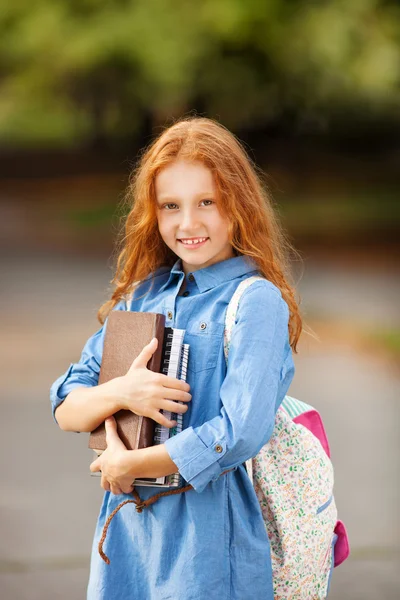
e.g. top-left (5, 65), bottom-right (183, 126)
top-left (98, 116), bottom-right (303, 352)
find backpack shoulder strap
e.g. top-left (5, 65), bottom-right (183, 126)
top-left (281, 395), bottom-right (314, 417)
top-left (223, 275), bottom-right (265, 483)
top-left (224, 275), bottom-right (265, 365)
top-left (223, 277), bottom-right (328, 474)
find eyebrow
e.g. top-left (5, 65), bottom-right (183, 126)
top-left (157, 192), bottom-right (215, 203)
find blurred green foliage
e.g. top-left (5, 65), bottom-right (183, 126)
top-left (0, 0), bottom-right (399, 148)
top-left (368, 328), bottom-right (400, 359)
top-left (64, 203), bottom-right (118, 228)
top-left (280, 190), bottom-right (400, 240)
top-left (58, 181), bottom-right (399, 244)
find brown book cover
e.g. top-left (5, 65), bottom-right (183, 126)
top-left (88, 311), bottom-right (166, 452)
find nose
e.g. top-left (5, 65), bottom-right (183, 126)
top-left (180, 208), bottom-right (201, 233)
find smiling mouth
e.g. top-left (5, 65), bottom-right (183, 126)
top-left (178, 237), bottom-right (209, 246)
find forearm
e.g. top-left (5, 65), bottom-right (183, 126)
top-left (55, 379), bottom-right (121, 433)
top-left (127, 444), bottom-right (179, 480)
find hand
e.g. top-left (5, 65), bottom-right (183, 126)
top-left (113, 337), bottom-right (192, 429)
top-left (90, 416), bottom-right (136, 495)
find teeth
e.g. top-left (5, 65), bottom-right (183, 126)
top-left (181, 237), bottom-right (207, 245)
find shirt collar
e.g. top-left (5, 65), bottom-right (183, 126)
top-left (161, 254), bottom-right (260, 294)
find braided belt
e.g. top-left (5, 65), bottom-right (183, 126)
top-left (99, 468), bottom-right (234, 564)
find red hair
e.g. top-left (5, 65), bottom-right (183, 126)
top-left (98, 116), bottom-right (303, 352)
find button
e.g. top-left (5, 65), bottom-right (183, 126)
top-left (215, 444), bottom-right (223, 453)
top-left (200, 322), bottom-right (207, 330)
top-left (188, 273), bottom-right (195, 282)
top-left (182, 291), bottom-right (190, 297)
top-left (167, 311), bottom-right (173, 320)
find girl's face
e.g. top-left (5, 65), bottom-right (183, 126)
top-left (155, 159), bottom-right (235, 275)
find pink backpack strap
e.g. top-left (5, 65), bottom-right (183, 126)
top-left (333, 520), bottom-right (350, 567)
top-left (293, 410), bottom-right (331, 458)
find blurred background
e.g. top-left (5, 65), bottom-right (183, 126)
top-left (0, 1), bottom-right (399, 598)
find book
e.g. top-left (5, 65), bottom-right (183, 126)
top-left (88, 310), bottom-right (189, 487)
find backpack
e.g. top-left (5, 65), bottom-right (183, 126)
top-left (224, 276), bottom-right (350, 599)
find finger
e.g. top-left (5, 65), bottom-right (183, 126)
top-left (159, 374), bottom-right (190, 392)
top-left (105, 416), bottom-right (117, 439)
top-left (151, 410), bottom-right (177, 429)
top-left (121, 481), bottom-right (135, 494)
top-left (158, 387), bottom-right (192, 402)
top-left (105, 416), bottom-right (126, 449)
top-left (101, 475), bottom-right (110, 492)
top-left (90, 458), bottom-right (101, 473)
top-left (110, 484), bottom-right (123, 496)
top-left (129, 338), bottom-right (158, 370)
top-left (159, 399), bottom-right (189, 414)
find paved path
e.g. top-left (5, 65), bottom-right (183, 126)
top-left (1, 249), bottom-right (399, 599)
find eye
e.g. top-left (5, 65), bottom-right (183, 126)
top-left (160, 200), bottom-right (214, 210)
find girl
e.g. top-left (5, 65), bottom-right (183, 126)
top-left (50, 116), bottom-right (301, 599)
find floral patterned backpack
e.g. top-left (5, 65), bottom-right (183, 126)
top-left (224, 276), bottom-right (350, 599)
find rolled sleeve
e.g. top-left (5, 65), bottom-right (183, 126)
top-left (49, 300), bottom-right (126, 424)
top-left (164, 426), bottom-right (227, 491)
top-left (164, 283), bottom-right (295, 493)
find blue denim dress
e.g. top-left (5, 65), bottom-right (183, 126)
top-left (50, 254), bottom-right (295, 600)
